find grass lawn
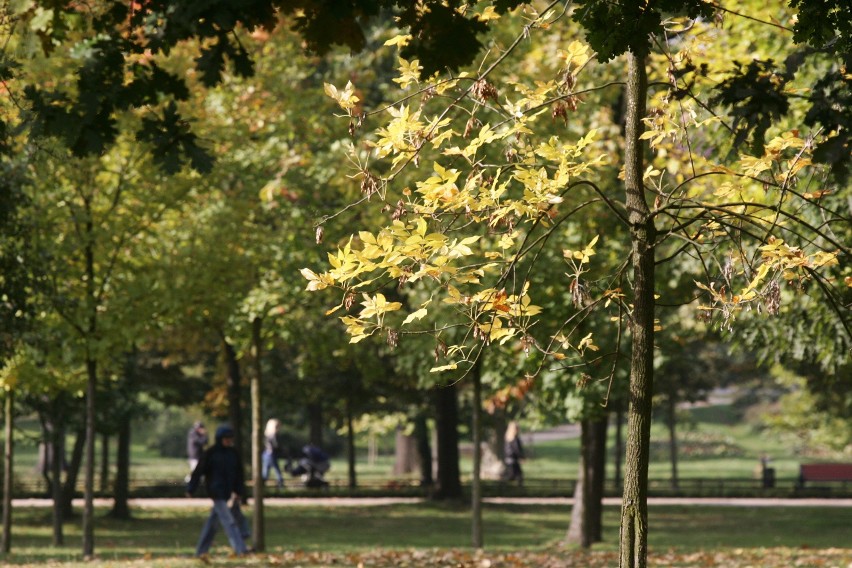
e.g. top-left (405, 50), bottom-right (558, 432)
top-left (2, 502), bottom-right (851, 567)
top-left (10, 402), bottom-right (829, 497)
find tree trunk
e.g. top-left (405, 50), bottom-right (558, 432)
top-left (588, 417), bottom-right (608, 542)
top-left (82, 207), bottom-right (97, 559)
top-left (566, 417), bottom-right (608, 547)
top-left (82, 358), bottom-right (96, 559)
top-left (346, 399), bottom-right (357, 489)
top-left (471, 366), bottom-right (483, 548)
top-left (667, 397), bottom-right (679, 491)
top-left (222, 339), bottom-right (244, 457)
top-left (566, 462), bottom-right (584, 545)
top-left (109, 415), bottom-right (131, 519)
top-left (433, 383), bottom-right (461, 500)
top-left (2, 390), bottom-right (13, 553)
top-left (62, 427), bottom-right (85, 520)
top-left (413, 412), bottom-right (433, 487)
top-left (614, 400), bottom-right (624, 490)
top-left (619, 51), bottom-right (656, 568)
top-left (393, 428), bottom-right (418, 476)
top-left (307, 403), bottom-right (323, 447)
top-left (250, 317), bottom-right (264, 552)
top-left (99, 433), bottom-right (109, 494)
top-left (52, 423), bottom-right (65, 544)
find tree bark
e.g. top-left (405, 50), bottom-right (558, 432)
top-left (250, 316), bottom-right (264, 552)
top-left (51, 422), bottom-right (65, 544)
top-left (413, 412), bottom-right (433, 487)
top-left (99, 433), bottom-right (109, 494)
top-left (109, 415), bottom-right (131, 519)
top-left (346, 398), bottom-right (357, 489)
top-left (222, 338), bottom-right (244, 456)
top-left (619, 51), bottom-right (656, 568)
top-left (81, 205), bottom-right (97, 559)
top-left (82, 358), bottom-right (96, 559)
top-left (393, 428), bottom-right (418, 476)
top-left (62, 427), bottom-right (85, 520)
top-left (2, 390), bottom-right (13, 553)
top-left (471, 366), bottom-right (483, 549)
top-left (566, 417), bottom-right (608, 548)
top-left (433, 383), bottom-right (461, 500)
top-left (614, 401), bottom-right (624, 490)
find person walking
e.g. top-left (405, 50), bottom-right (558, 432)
top-left (503, 421), bottom-right (525, 486)
top-left (186, 421), bottom-right (208, 481)
top-left (262, 418), bottom-right (285, 488)
top-left (186, 424), bottom-right (250, 557)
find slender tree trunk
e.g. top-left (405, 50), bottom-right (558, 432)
top-left (346, 398), bottom-right (357, 489)
top-left (51, 423), bottom-right (65, 544)
top-left (222, 339), bottom-right (244, 456)
top-left (2, 389), bottom-right (13, 553)
top-left (619, 51), bottom-right (656, 568)
top-left (433, 383), bottom-right (461, 500)
top-left (250, 317), bottom-right (264, 552)
top-left (99, 433), bottom-right (109, 494)
top-left (667, 397), bottom-right (679, 491)
top-left (413, 412), bottom-right (433, 487)
top-left (62, 427), bottom-right (85, 520)
top-left (109, 416), bottom-right (131, 519)
top-left (471, 366), bottom-right (483, 549)
top-left (82, 358), bottom-right (96, 559)
top-left (81, 206), bottom-right (97, 559)
top-left (614, 401), bottom-right (624, 490)
top-left (307, 403), bottom-right (323, 447)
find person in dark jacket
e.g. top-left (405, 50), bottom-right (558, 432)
top-left (186, 424), bottom-right (249, 557)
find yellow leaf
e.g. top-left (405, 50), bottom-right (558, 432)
top-left (402, 308), bottom-right (428, 326)
top-left (384, 34), bottom-right (412, 48)
top-left (477, 6), bottom-right (500, 21)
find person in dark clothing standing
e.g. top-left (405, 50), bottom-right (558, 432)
top-left (186, 424), bottom-right (249, 557)
top-left (186, 421), bottom-right (208, 479)
top-left (503, 421), bottom-right (525, 486)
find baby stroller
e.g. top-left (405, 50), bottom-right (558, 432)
top-left (287, 444), bottom-right (330, 489)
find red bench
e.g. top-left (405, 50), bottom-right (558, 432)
top-left (799, 463), bottom-right (852, 487)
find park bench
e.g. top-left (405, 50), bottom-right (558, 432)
top-left (798, 463), bottom-right (852, 488)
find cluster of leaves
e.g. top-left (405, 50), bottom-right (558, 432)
top-left (306, 3), bottom-right (846, 392)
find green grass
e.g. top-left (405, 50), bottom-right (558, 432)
top-left (10, 402), bottom-right (837, 496)
top-left (2, 503), bottom-right (851, 566)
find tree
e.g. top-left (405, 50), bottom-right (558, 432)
top-left (302, 3), bottom-right (849, 566)
top-left (5, 2), bottom-right (849, 565)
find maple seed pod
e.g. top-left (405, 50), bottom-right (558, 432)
top-left (344, 292), bottom-right (356, 311)
top-left (315, 225), bottom-right (324, 244)
top-left (463, 117), bottom-right (481, 138)
top-left (765, 279), bottom-right (781, 315)
top-left (386, 329), bottom-right (399, 349)
top-left (392, 199), bottom-right (407, 221)
top-left (361, 171), bottom-right (379, 198)
top-left (472, 79), bottom-right (498, 102)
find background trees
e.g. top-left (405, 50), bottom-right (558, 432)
top-left (1, 1), bottom-right (849, 566)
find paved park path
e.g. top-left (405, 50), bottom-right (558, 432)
top-left (12, 496), bottom-right (852, 509)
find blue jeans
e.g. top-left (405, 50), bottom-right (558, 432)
top-left (195, 499), bottom-right (249, 556)
top-left (262, 450), bottom-right (284, 485)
